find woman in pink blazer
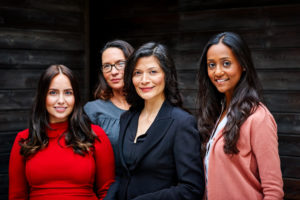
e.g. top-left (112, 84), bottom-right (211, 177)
top-left (197, 32), bottom-right (284, 200)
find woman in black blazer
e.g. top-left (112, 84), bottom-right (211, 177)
top-left (112, 42), bottom-right (205, 200)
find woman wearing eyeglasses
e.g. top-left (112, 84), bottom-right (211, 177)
top-left (84, 40), bottom-right (134, 198)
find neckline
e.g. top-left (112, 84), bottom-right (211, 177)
top-left (47, 121), bottom-right (69, 138)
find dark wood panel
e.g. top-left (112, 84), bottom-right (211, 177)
top-left (178, 0), bottom-right (300, 11)
top-left (0, 29), bottom-right (83, 50)
top-left (258, 70), bottom-right (300, 90)
top-left (0, 70), bottom-right (42, 89)
top-left (0, 7), bottom-right (83, 32)
top-left (0, 90), bottom-right (35, 110)
top-left (0, 174), bottom-right (8, 195)
top-left (274, 113), bottom-right (300, 135)
top-left (0, 50), bottom-right (84, 66)
top-left (264, 92), bottom-right (300, 113)
top-left (279, 135), bottom-right (300, 157)
top-left (0, 69), bottom-right (84, 89)
top-left (0, 132), bottom-right (16, 154)
top-left (0, 110), bottom-right (29, 132)
top-left (281, 156), bottom-right (300, 179)
top-left (0, 153), bottom-right (9, 174)
top-left (283, 178), bottom-right (300, 200)
top-left (0, 0), bottom-right (83, 12)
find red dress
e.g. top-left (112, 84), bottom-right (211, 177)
top-left (9, 121), bottom-right (115, 200)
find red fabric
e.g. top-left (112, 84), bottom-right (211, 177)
top-left (9, 121), bottom-right (115, 200)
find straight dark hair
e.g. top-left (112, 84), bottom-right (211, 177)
top-left (20, 65), bottom-right (96, 157)
top-left (124, 42), bottom-right (183, 111)
top-left (197, 32), bottom-right (262, 155)
top-left (94, 39), bottom-right (134, 100)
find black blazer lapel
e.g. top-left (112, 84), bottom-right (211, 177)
top-left (119, 110), bottom-right (136, 171)
top-left (133, 101), bottom-right (174, 168)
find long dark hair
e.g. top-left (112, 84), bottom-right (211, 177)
top-left (197, 32), bottom-right (262, 155)
top-left (94, 39), bottom-right (134, 100)
top-left (124, 42), bottom-right (183, 111)
top-left (20, 65), bottom-right (96, 157)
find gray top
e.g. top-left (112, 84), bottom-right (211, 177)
top-left (84, 99), bottom-right (126, 176)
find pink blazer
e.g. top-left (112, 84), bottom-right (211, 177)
top-left (205, 104), bottom-right (284, 200)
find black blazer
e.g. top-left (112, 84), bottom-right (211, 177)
top-left (117, 101), bottom-right (205, 200)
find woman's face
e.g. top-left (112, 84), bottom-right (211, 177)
top-left (132, 56), bottom-right (165, 103)
top-left (207, 42), bottom-right (243, 101)
top-left (102, 47), bottom-right (126, 92)
top-left (46, 74), bottom-right (75, 123)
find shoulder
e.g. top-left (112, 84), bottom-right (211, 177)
top-left (171, 106), bottom-right (196, 123)
top-left (247, 103), bottom-right (276, 126)
top-left (91, 124), bottom-right (106, 137)
top-left (84, 99), bottom-right (108, 110)
top-left (16, 129), bottom-right (29, 139)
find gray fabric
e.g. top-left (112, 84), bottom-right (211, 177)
top-left (84, 99), bottom-right (126, 176)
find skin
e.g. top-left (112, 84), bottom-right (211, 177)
top-left (46, 74), bottom-right (75, 123)
top-left (102, 47), bottom-right (126, 92)
top-left (132, 56), bottom-right (166, 142)
top-left (102, 47), bottom-right (129, 110)
top-left (207, 42), bottom-right (243, 111)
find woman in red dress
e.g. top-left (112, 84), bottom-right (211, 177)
top-left (9, 64), bottom-right (115, 200)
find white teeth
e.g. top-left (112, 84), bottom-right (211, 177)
top-left (216, 79), bottom-right (227, 82)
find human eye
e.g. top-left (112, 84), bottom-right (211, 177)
top-left (117, 61), bottom-right (126, 68)
top-left (133, 70), bottom-right (142, 76)
top-left (207, 62), bottom-right (215, 69)
top-left (150, 70), bottom-right (158, 74)
top-left (48, 90), bottom-right (57, 95)
top-left (223, 60), bottom-right (231, 67)
top-left (65, 90), bottom-right (73, 95)
top-left (102, 64), bottom-right (111, 71)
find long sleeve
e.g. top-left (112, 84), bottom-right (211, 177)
top-left (250, 106), bottom-right (284, 199)
top-left (132, 115), bottom-right (205, 200)
top-left (92, 125), bottom-right (116, 200)
top-left (9, 130), bottom-right (29, 200)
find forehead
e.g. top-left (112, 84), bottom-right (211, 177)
top-left (207, 42), bottom-right (235, 59)
top-left (49, 74), bottom-right (72, 88)
top-left (102, 47), bottom-right (125, 62)
top-left (135, 56), bottom-right (161, 69)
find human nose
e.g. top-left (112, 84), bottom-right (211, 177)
top-left (215, 65), bottom-right (223, 76)
top-left (57, 93), bottom-right (65, 104)
top-left (141, 73), bottom-right (149, 84)
top-left (111, 65), bottom-right (119, 74)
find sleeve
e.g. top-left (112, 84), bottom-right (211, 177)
top-left (250, 107), bottom-right (284, 200)
top-left (92, 125), bottom-right (116, 200)
top-left (132, 115), bottom-right (205, 200)
top-left (9, 130), bottom-right (29, 200)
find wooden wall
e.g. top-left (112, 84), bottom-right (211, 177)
top-left (0, 0), bottom-right (88, 199)
top-left (91, 0), bottom-right (300, 199)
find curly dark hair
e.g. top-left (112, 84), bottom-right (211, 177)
top-left (94, 39), bottom-right (134, 100)
top-left (124, 42), bottom-right (183, 111)
top-left (20, 65), bottom-right (96, 157)
top-left (197, 32), bottom-right (262, 155)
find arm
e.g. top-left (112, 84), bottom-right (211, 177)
top-left (9, 130), bottom-right (29, 200)
top-left (132, 115), bottom-right (205, 200)
top-left (93, 125), bottom-right (116, 200)
top-left (250, 106), bottom-right (284, 200)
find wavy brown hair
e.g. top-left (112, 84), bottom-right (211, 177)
top-left (20, 65), bottom-right (96, 157)
top-left (94, 39), bottom-right (134, 100)
top-left (197, 32), bottom-right (262, 155)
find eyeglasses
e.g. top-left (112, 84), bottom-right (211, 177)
top-left (102, 60), bottom-right (126, 73)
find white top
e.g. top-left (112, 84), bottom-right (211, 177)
top-left (204, 115), bottom-right (227, 181)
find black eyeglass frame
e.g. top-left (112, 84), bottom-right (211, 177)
top-left (102, 60), bottom-right (126, 73)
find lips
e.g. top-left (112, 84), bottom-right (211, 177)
top-left (111, 78), bottom-right (121, 83)
top-left (55, 107), bottom-right (67, 113)
top-left (215, 78), bottom-right (229, 83)
top-left (140, 87), bottom-right (153, 92)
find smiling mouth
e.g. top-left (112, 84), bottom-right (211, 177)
top-left (111, 79), bottom-right (121, 83)
top-left (215, 78), bottom-right (229, 83)
top-left (140, 87), bottom-right (153, 92)
top-left (55, 107), bottom-right (67, 112)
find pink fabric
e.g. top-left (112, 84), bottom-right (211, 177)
top-left (205, 104), bottom-right (284, 200)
